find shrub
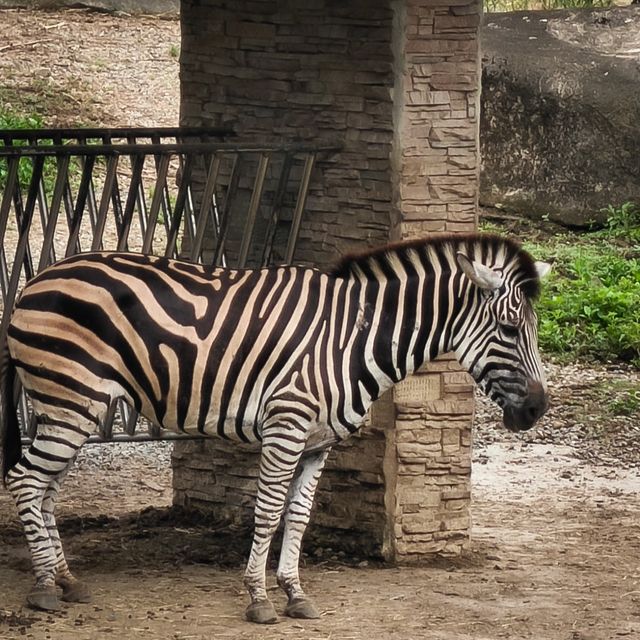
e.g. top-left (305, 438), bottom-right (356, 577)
top-left (0, 109), bottom-right (49, 191)
top-left (523, 237), bottom-right (640, 366)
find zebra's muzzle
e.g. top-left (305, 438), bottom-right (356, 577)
top-left (502, 380), bottom-right (548, 432)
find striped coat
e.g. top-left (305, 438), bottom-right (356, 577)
top-left (1, 233), bottom-right (550, 622)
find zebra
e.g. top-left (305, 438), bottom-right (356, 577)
top-left (0, 233), bottom-right (550, 624)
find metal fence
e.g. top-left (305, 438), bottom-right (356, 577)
top-left (0, 127), bottom-right (327, 444)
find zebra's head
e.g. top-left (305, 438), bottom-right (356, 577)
top-left (452, 242), bottom-right (551, 432)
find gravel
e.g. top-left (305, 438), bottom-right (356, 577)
top-left (474, 361), bottom-right (640, 469)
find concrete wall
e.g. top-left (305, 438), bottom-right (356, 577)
top-left (175, 0), bottom-right (481, 561)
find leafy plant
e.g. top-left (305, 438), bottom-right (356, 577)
top-left (604, 380), bottom-right (640, 417)
top-left (601, 202), bottom-right (640, 241)
top-left (523, 237), bottom-right (640, 366)
top-left (0, 107), bottom-right (82, 196)
top-left (0, 109), bottom-right (50, 191)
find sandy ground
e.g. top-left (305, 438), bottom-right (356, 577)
top-left (0, 7), bottom-right (639, 640)
top-left (0, 441), bottom-right (639, 640)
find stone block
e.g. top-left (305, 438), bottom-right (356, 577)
top-left (399, 489), bottom-right (442, 508)
top-left (396, 442), bottom-right (431, 462)
top-left (225, 20), bottom-right (276, 40)
top-left (433, 13), bottom-right (480, 33)
top-left (401, 514), bottom-right (440, 534)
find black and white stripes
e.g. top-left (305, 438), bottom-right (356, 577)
top-left (1, 232), bottom-right (550, 623)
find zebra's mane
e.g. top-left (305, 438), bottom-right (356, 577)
top-left (329, 233), bottom-right (542, 299)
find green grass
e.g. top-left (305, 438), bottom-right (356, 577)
top-left (599, 202), bottom-right (640, 242)
top-left (603, 379), bottom-right (640, 417)
top-left (517, 204), bottom-right (640, 366)
top-left (0, 109), bottom-right (53, 192)
top-left (0, 107), bottom-right (82, 196)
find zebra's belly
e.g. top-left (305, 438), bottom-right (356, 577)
top-left (179, 413), bottom-right (260, 443)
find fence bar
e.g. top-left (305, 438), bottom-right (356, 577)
top-left (91, 155), bottom-right (120, 251)
top-left (11, 161), bottom-right (34, 284)
top-left (212, 153), bottom-right (242, 267)
top-left (38, 155), bottom-right (71, 272)
top-left (117, 154), bottom-right (145, 251)
top-left (190, 154), bottom-right (221, 262)
top-left (261, 153), bottom-right (293, 266)
top-left (0, 143), bottom-right (333, 157)
top-left (0, 126), bottom-right (233, 146)
top-left (141, 154), bottom-right (171, 254)
top-left (0, 156), bottom-right (45, 345)
top-left (164, 154), bottom-right (195, 259)
top-left (0, 134), bottom-right (332, 444)
top-left (66, 155), bottom-right (96, 257)
top-left (285, 152), bottom-right (316, 264)
top-left (238, 153), bottom-right (270, 269)
top-left (0, 157), bottom-right (20, 299)
top-left (36, 172), bottom-right (54, 267)
top-left (99, 400), bottom-right (118, 441)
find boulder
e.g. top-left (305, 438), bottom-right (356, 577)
top-left (480, 6), bottom-right (640, 227)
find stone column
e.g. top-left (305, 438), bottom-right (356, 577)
top-left (174, 0), bottom-right (482, 561)
top-left (382, 0), bottom-right (481, 560)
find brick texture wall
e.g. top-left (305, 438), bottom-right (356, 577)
top-left (180, 0), bottom-right (396, 267)
top-left (174, 0), bottom-right (481, 561)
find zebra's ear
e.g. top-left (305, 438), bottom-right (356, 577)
top-left (534, 261), bottom-right (552, 280)
top-left (456, 252), bottom-right (503, 291)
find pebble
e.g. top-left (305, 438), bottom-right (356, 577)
top-left (474, 361), bottom-right (640, 469)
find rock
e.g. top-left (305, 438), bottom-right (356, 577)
top-left (480, 6), bottom-right (640, 226)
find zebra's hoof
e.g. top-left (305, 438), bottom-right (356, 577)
top-left (245, 599), bottom-right (278, 624)
top-left (26, 585), bottom-right (60, 611)
top-left (284, 597), bottom-right (320, 619)
top-left (59, 580), bottom-right (92, 603)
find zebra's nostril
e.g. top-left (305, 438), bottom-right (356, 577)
top-left (526, 403), bottom-right (539, 421)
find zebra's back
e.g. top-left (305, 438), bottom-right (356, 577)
top-left (7, 252), bottom-right (335, 443)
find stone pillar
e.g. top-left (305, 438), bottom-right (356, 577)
top-left (174, 0), bottom-right (481, 561)
top-left (383, 0), bottom-right (481, 559)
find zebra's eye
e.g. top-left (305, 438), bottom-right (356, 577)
top-left (499, 322), bottom-right (519, 338)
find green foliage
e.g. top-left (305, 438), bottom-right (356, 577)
top-left (0, 109), bottom-right (44, 130)
top-left (600, 202), bottom-right (640, 242)
top-left (0, 109), bottom-right (52, 192)
top-left (604, 380), bottom-right (640, 417)
top-left (523, 219), bottom-right (640, 366)
top-left (169, 44), bottom-right (180, 59)
top-left (484, 0), bottom-right (611, 11)
top-left (0, 107), bottom-right (82, 196)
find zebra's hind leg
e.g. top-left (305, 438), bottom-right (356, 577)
top-left (243, 424), bottom-right (308, 625)
top-left (42, 473), bottom-right (92, 603)
top-left (277, 449), bottom-right (330, 620)
top-left (6, 418), bottom-right (93, 611)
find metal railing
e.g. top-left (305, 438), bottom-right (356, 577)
top-left (0, 127), bottom-right (331, 444)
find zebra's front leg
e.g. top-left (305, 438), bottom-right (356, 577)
top-left (244, 427), bottom-right (307, 624)
top-left (42, 473), bottom-right (92, 604)
top-left (277, 448), bottom-right (330, 620)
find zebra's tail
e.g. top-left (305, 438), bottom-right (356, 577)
top-left (1, 333), bottom-right (21, 487)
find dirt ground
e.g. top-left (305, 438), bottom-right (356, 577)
top-left (0, 7), bottom-right (639, 640)
top-left (0, 441), bottom-right (639, 640)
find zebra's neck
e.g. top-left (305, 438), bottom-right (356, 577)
top-left (342, 245), bottom-right (464, 405)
